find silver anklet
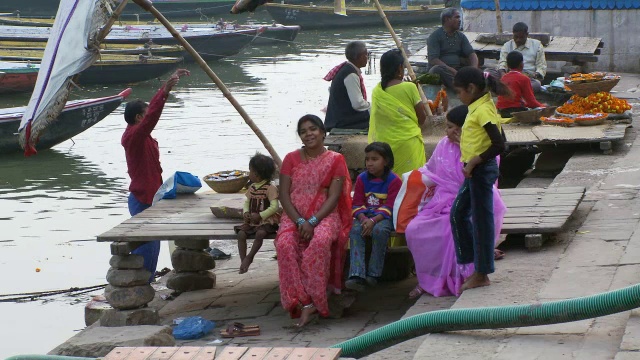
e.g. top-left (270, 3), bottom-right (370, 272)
top-left (302, 303), bottom-right (314, 309)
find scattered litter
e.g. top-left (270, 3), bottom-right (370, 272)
top-left (576, 231), bottom-right (591, 234)
top-left (173, 317), bottom-right (186, 325)
top-left (35, 268), bottom-right (41, 272)
top-left (207, 339), bottom-right (223, 344)
top-left (173, 316), bottom-right (216, 340)
top-left (160, 294), bottom-right (175, 301)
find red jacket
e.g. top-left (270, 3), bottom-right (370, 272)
top-left (121, 86), bottom-right (169, 205)
top-left (496, 70), bottom-right (543, 110)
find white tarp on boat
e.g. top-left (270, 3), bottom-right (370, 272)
top-left (18, 0), bottom-right (115, 155)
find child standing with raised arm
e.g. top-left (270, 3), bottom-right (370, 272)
top-left (450, 67), bottom-right (510, 292)
top-left (234, 153), bottom-right (280, 274)
top-left (346, 142), bottom-right (402, 292)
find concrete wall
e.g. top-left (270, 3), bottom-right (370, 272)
top-left (462, 9), bottom-right (640, 73)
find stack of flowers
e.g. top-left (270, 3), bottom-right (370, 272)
top-left (557, 92), bottom-right (632, 115)
top-left (540, 116), bottom-right (575, 126)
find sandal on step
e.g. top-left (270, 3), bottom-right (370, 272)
top-left (221, 322), bottom-right (260, 338)
top-left (408, 285), bottom-right (425, 299)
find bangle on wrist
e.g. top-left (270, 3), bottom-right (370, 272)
top-left (369, 217), bottom-right (376, 224)
top-left (296, 217), bottom-right (306, 226)
top-left (308, 216), bottom-right (319, 227)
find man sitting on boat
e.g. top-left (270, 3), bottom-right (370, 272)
top-left (426, 7), bottom-right (478, 90)
top-left (496, 22), bottom-right (547, 92)
top-left (324, 41), bottom-right (370, 132)
top-left (122, 68), bottom-right (190, 283)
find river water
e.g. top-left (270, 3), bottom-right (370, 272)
top-left (0, 15), bottom-right (436, 357)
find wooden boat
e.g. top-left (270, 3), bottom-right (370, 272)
top-left (263, 3), bottom-right (444, 29)
top-left (0, 25), bottom-right (258, 61)
top-left (0, 40), bottom-right (186, 57)
top-left (0, 60), bottom-right (37, 93)
top-left (0, 89), bottom-right (131, 154)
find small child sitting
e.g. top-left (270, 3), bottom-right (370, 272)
top-left (496, 51), bottom-right (545, 118)
top-left (234, 153), bottom-right (280, 274)
top-left (346, 142), bottom-right (402, 292)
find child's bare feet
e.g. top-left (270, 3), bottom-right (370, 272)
top-left (239, 254), bottom-right (254, 274)
top-left (460, 272), bottom-right (490, 292)
top-left (296, 304), bottom-right (318, 328)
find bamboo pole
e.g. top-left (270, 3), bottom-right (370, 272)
top-left (371, 0), bottom-right (433, 116)
top-left (96, 0), bottom-right (130, 42)
top-left (494, 0), bottom-right (503, 33)
top-left (131, 0), bottom-right (282, 167)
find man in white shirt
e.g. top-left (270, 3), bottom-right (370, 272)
top-left (497, 22), bottom-right (547, 92)
top-left (324, 41), bottom-right (370, 132)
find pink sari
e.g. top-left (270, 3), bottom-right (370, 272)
top-left (275, 150), bottom-right (352, 317)
top-left (405, 137), bottom-right (506, 297)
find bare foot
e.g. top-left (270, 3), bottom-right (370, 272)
top-left (239, 255), bottom-right (254, 274)
top-left (296, 304), bottom-right (318, 328)
top-left (460, 272), bottom-right (490, 293)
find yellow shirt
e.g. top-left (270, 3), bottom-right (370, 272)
top-left (460, 93), bottom-right (502, 163)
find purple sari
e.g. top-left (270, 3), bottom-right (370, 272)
top-left (405, 137), bottom-right (507, 297)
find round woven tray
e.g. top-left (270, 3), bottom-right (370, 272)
top-left (566, 78), bottom-right (620, 97)
top-left (203, 171), bottom-right (249, 193)
top-left (574, 118), bottom-right (606, 126)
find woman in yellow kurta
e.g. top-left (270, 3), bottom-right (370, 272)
top-left (368, 49), bottom-right (428, 175)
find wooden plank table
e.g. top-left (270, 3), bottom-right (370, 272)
top-left (97, 186), bottom-right (585, 250)
top-left (409, 31), bottom-right (603, 68)
top-left (103, 346), bottom-right (341, 360)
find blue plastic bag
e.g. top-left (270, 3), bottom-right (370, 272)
top-left (173, 316), bottom-right (215, 340)
top-left (153, 171), bottom-right (202, 204)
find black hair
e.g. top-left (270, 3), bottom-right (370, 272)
top-left (380, 49), bottom-right (404, 90)
top-left (513, 22), bottom-right (528, 33)
top-left (453, 66), bottom-right (513, 98)
top-left (297, 114), bottom-right (326, 135)
top-left (249, 152), bottom-right (276, 181)
top-left (365, 141), bottom-right (395, 176)
top-left (446, 105), bottom-right (468, 127)
top-left (124, 99), bottom-right (148, 125)
top-left (506, 51), bottom-right (524, 70)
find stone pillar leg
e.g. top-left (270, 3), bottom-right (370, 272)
top-left (101, 242), bottom-right (159, 327)
top-left (166, 239), bottom-right (216, 292)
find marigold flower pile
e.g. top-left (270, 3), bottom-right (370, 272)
top-left (558, 92), bottom-right (632, 114)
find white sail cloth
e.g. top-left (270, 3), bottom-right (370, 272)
top-left (18, 0), bottom-right (114, 155)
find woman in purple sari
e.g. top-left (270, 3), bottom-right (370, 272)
top-left (405, 105), bottom-right (507, 297)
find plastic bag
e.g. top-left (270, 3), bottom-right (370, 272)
top-left (153, 171), bottom-right (202, 204)
top-left (172, 316), bottom-right (215, 340)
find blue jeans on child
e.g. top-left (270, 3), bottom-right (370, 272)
top-left (128, 193), bottom-right (160, 283)
top-left (450, 158), bottom-right (499, 275)
top-left (349, 218), bottom-right (393, 279)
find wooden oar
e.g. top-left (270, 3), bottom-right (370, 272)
top-left (371, 0), bottom-right (433, 117)
top-left (131, 0), bottom-right (282, 167)
top-left (494, 0), bottom-right (503, 33)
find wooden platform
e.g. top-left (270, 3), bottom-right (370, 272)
top-left (103, 346), bottom-right (341, 360)
top-left (409, 31), bottom-right (603, 68)
top-left (503, 122), bottom-right (629, 147)
top-left (97, 187), bottom-right (585, 249)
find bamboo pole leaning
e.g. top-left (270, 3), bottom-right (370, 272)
top-left (371, 0), bottom-right (433, 117)
top-left (131, 0), bottom-right (283, 167)
top-left (494, 0), bottom-right (503, 33)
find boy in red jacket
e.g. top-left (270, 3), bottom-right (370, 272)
top-left (496, 51), bottom-right (545, 118)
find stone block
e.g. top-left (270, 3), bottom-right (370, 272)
top-left (105, 284), bottom-right (155, 310)
top-left (85, 295), bottom-right (112, 326)
top-left (109, 254), bottom-right (144, 269)
top-left (175, 239), bottom-right (210, 250)
top-left (620, 310), bottom-right (640, 351)
top-left (106, 267), bottom-right (152, 287)
top-left (110, 241), bottom-right (145, 256)
top-left (171, 248), bottom-right (215, 272)
top-left (99, 308), bottom-right (159, 327)
top-left (48, 325), bottom-right (174, 357)
top-left (166, 271), bottom-right (216, 292)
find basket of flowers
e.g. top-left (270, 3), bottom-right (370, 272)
top-left (574, 113), bottom-right (609, 126)
top-left (565, 74), bottom-right (620, 97)
top-left (540, 116), bottom-right (575, 127)
top-left (203, 170), bottom-right (249, 193)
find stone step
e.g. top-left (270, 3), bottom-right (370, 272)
top-left (615, 309), bottom-right (640, 360)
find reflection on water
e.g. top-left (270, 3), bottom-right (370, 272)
top-left (0, 23), bottom-right (437, 358)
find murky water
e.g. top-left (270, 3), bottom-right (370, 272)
top-left (0, 13), bottom-right (436, 357)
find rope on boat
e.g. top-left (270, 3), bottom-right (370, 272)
top-left (0, 284), bottom-right (107, 303)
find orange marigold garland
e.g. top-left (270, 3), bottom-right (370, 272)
top-left (558, 92), bottom-right (631, 114)
top-left (428, 86), bottom-right (448, 114)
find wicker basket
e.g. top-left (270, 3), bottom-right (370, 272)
top-left (566, 78), bottom-right (620, 97)
top-left (203, 171), bottom-right (249, 193)
top-left (574, 118), bottom-right (606, 126)
top-left (511, 109), bottom-right (541, 124)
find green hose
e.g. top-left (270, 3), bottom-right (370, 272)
top-left (331, 283), bottom-right (640, 358)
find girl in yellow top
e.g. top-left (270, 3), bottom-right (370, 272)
top-left (369, 49), bottom-right (428, 175)
top-left (450, 67), bottom-right (512, 292)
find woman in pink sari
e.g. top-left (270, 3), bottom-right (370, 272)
top-left (276, 114), bottom-right (352, 327)
top-left (405, 106), bottom-right (506, 297)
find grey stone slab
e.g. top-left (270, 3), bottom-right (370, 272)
top-left (198, 303), bottom-right (275, 321)
top-left (106, 267), bottom-right (152, 287)
top-left (85, 295), bottom-right (112, 326)
top-left (620, 310), bottom-right (640, 351)
top-left (109, 254), bottom-right (144, 269)
top-left (158, 288), bottom-right (219, 316)
top-left (573, 311), bottom-right (629, 360)
top-left (171, 248), bottom-right (215, 272)
top-left (48, 325), bottom-right (174, 357)
top-left (614, 352), bottom-right (640, 360)
top-left (539, 266), bottom-right (616, 299)
top-left (175, 239), bottom-right (210, 250)
top-left (514, 319), bottom-right (594, 335)
top-left (493, 334), bottom-right (583, 360)
top-left (105, 284), bottom-right (155, 310)
top-left (559, 236), bottom-right (626, 266)
top-left (99, 308), bottom-right (159, 327)
top-left (166, 271), bottom-right (216, 292)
